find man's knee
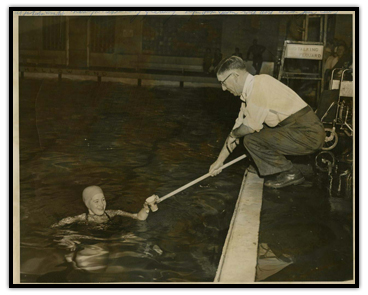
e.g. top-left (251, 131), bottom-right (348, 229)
top-left (316, 128), bottom-right (326, 150)
top-left (243, 134), bottom-right (253, 147)
top-left (243, 133), bottom-right (264, 149)
top-left (308, 120), bottom-right (326, 151)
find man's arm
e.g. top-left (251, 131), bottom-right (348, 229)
top-left (209, 124), bottom-right (254, 175)
top-left (209, 132), bottom-right (241, 176)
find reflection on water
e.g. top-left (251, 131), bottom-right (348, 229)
top-left (19, 79), bottom-right (245, 282)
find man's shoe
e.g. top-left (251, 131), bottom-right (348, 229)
top-left (264, 168), bottom-right (305, 189)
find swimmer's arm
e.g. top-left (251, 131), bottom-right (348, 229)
top-left (51, 214), bottom-right (86, 228)
top-left (113, 210), bottom-right (139, 220)
top-left (110, 206), bottom-right (149, 221)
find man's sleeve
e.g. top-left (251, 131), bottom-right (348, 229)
top-left (232, 103), bottom-right (267, 133)
top-left (242, 102), bottom-right (268, 132)
top-left (232, 107), bottom-right (246, 130)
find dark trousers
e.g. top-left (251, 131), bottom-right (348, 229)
top-left (243, 107), bottom-right (325, 176)
top-left (253, 57), bottom-right (263, 74)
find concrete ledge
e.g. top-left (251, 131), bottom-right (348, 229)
top-left (19, 66), bottom-right (219, 82)
top-left (214, 171), bottom-right (264, 283)
top-left (19, 66), bottom-right (220, 88)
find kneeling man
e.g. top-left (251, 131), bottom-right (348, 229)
top-left (209, 56), bottom-right (325, 188)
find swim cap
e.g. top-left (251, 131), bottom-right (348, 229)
top-left (82, 186), bottom-right (103, 208)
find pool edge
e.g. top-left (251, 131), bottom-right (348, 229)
top-left (214, 171), bottom-right (264, 283)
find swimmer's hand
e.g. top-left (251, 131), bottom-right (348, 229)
top-left (136, 203), bottom-right (150, 221)
top-left (209, 159), bottom-right (224, 176)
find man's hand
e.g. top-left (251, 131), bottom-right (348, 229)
top-left (209, 159), bottom-right (224, 176)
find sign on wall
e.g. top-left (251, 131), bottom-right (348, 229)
top-left (285, 44), bottom-right (324, 60)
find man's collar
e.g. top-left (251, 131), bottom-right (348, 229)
top-left (240, 73), bottom-right (254, 102)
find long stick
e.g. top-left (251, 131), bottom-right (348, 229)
top-left (157, 154), bottom-right (247, 203)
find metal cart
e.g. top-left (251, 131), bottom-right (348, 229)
top-left (320, 68), bottom-right (353, 151)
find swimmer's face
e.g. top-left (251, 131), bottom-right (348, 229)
top-left (88, 193), bottom-right (106, 216)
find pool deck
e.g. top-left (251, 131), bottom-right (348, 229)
top-left (214, 171), bottom-right (264, 283)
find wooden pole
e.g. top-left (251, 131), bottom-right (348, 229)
top-left (157, 154), bottom-right (247, 203)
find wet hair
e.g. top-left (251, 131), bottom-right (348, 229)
top-left (216, 56), bottom-right (247, 76)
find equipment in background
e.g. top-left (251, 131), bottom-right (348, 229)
top-left (315, 63), bottom-right (353, 199)
top-left (315, 150), bottom-right (352, 199)
top-left (315, 66), bottom-right (353, 199)
top-left (278, 40), bottom-right (325, 104)
top-left (319, 68), bottom-right (353, 151)
top-left (278, 15), bottom-right (328, 104)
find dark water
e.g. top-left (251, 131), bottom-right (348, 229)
top-left (19, 79), bottom-right (247, 282)
top-left (19, 78), bottom-right (354, 283)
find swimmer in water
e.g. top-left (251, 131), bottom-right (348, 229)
top-left (51, 185), bottom-right (149, 228)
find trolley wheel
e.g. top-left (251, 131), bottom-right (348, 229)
top-left (322, 128), bottom-right (338, 151)
top-left (315, 151), bottom-right (336, 172)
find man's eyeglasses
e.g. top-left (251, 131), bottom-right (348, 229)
top-left (220, 72), bottom-right (234, 87)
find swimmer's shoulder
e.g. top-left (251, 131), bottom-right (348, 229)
top-left (74, 213), bottom-right (87, 222)
top-left (51, 213), bottom-right (87, 228)
top-left (104, 209), bottom-right (116, 218)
